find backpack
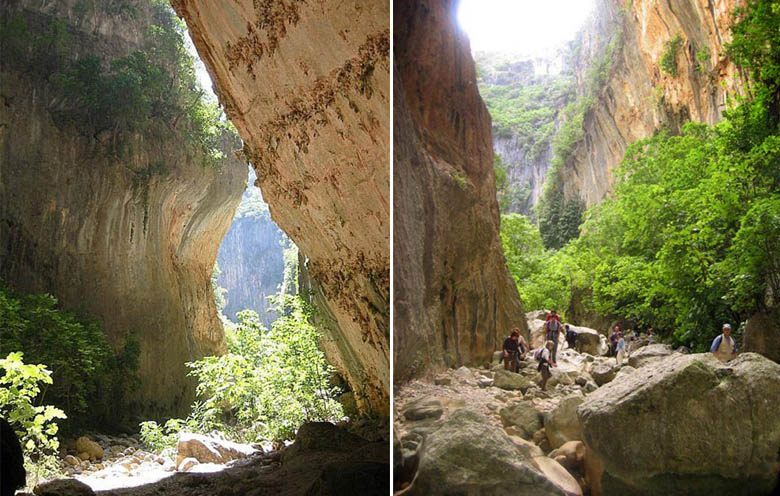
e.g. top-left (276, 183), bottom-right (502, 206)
top-left (547, 318), bottom-right (560, 332)
top-left (534, 348), bottom-right (544, 362)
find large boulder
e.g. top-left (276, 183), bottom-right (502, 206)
top-left (176, 433), bottom-right (256, 467)
top-left (544, 394), bottom-right (585, 449)
top-left (33, 479), bottom-right (95, 496)
top-left (493, 369), bottom-right (535, 392)
top-left (402, 397), bottom-right (444, 421)
top-left (1, 418), bottom-right (25, 496)
top-left (569, 325), bottom-right (602, 356)
top-left (743, 310), bottom-right (780, 363)
top-left (403, 408), bottom-right (579, 495)
top-left (75, 436), bottom-right (103, 460)
top-left (499, 402), bottom-right (543, 439)
top-left (588, 359), bottom-right (617, 386)
top-left (627, 343), bottom-right (674, 368)
top-left (529, 319), bottom-right (568, 351)
top-left (578, 353), bottom-right (780, 495)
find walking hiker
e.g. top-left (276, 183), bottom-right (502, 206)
top-left (565, 324), bottom-right (577, 350)
top-left (609, 325), bottom-right (620, 357)
top-left (536, 340), bottom-right (557, 391)
top-left (615, 332), bottom-right (626, 365)
top-left (710, 323), bottom-right (738, 362)
top-left (545, 310), bottom-right (562, 363)
top-left (503, 329), bottom-right (522, 372)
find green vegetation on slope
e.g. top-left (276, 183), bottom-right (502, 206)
top-left (501, 0), bottom-right (780, 352)
top-left (0, 283), bottom-right (140, 430)
top-left (0, 1), bottom-right (238, 168)
top-left (476, 53), bottom-right (576, 214)
top-left (536, 20), bottom-right (624, 249)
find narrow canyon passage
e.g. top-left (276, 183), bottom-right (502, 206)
top-left (393, 0), bottom-right (780, 494)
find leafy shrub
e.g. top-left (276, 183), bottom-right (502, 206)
top-left (0, 352), bottom-right (67, 484)
top-left (696, 46), bottom-right (710, 73)
top-left (660, 34), bottom-right (684, 77)
top-left (186, 296), bottom-right (343, 442)
top-left (0, 283), bottom-right (139, 429)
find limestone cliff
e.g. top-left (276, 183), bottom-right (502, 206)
top-left (563, 0), bottom-right (742, 205)
top-left (171, 0), bottom-right (390, 416)
top-left (216, 169), bottom-right (289, 327)
top-left (0, 0), bottom-right (245, 418)
top-left (394, 0), bottom-right (526, 383)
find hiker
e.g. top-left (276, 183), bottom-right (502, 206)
top-left (545, 310), bottom-right (562, 363)
top-left (517, 334), bottom-right (528, 364)
top-left (565, 324), bottom-right (577, 350)
top-left (615, 332), bottom-right (626, 365)
top-left (609, 325), bottom-right (620, 357)
top-left (710, 323), bottom-right (738, 362)
top-left (502, 329), bottom-right (522, 372)
top-left (536, 340), bottom-right (556, 391)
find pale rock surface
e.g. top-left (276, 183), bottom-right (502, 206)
top-left (578, 353), bottom-right (780, 495)
top-left (171, 0), bottom-right (390, 417)
top-left (175, 433), bottom-right (257, 467)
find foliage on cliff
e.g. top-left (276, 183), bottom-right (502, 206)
top-left (476, 53), bottom-right (576, 214)
top-left (0, 1), bottom-right (238, 168)
top-left (536, 18), bottom-right (624, 249)
top-left (502, 0), bottom-right (780, 351)
top-left (0, 283), bottom-right (139, 430)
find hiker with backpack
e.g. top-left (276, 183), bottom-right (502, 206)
top-left (502, 329), bottom-right (522, 372)
top-left (565, 324), bottom-right (577, 350)
top-left (535, 340), bottom-right (556, 391)
top-left (544, 310), bottom-right (562, 364)
top-left (615, 332), bottom-right (626, 365)
top-left (609, 325), bottom-right (620, 357)
top-left (710, 323), bottom-right (738, 362)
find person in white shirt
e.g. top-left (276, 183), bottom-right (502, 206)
top-left (710, 323), bottom-right (738, 362)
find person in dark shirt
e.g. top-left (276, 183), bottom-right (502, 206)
top-left (502, 329), bottom-right (522, 373)
top-left (565, 324), bottom-right (577, 350)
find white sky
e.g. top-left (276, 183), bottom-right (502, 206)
top-left (457, 0), bottom-right (595, 55)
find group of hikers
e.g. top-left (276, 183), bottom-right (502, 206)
top-left (500, 310), bottom-right (574, 391)
top-left (501, 310), bottom-right (741, 391)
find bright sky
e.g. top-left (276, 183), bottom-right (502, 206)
top-left (457, 0), bottom-right (595, 55)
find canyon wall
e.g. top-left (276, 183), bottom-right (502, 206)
top-left (216, 170), bottom-right (289, 327)
top-left (0, 1), bottom-right (245, 417)
top-left (394, 0), bottom-right (526, 383)
top-left (171, 0), bottom-right (390, 416)
top-left (563, 0), bottom-right (742, 205)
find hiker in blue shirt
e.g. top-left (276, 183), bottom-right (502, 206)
top-left (710, 323), bottom-right (738, 362)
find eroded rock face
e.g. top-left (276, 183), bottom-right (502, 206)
top-left (0, 0), bottom-right (245, 418)
top-left (563, 0), bottom-right (742, 206)
top-left (393, 0), bottom-right (526, 383)
top-left (743, 310), bottom-right (780, 363)
top-left (171, 0), bottom-right (390, 417)
top-left (578, 353), bottom-right (780, 495)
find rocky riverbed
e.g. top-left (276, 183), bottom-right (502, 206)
top-left (394, 328), bottom-right (780, 495)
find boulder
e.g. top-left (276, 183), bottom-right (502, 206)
top-left (402, 397), bottom-right (444, 421)
top-left (175, 433), bottom-right (256, 467)
top-left (177, 457), bottom-right (199, 472)
top-left (452, 366), bottom-right (473, 382)
top-left (403, 408), bottom-right (580, 495)
top-left (530, 319), bottom-right (566, 350)
top-left (548, 440), bottom-right (586, 468)
top-left (1, 418), bottom-right (25, 496)
top-left (526, 310), bottom-right (552, 322)
top-left (578, 353), bottom-right (780, 495)
top-left (75, 436), bottom-right (103, 460)
top-left (544, 393), bottom-right (585, 449)
top-left (499, 402), bottom-right (542, 439)
top-left (627, 343), bottom-right (674, 368)
top-left (493, 369), bottom-right (534, 392)
top-left (569, 325), bottom-right (602, 356)
top-left (743, 310), bottom-right (780, 363)
top-left (588, 359), bottom-right (617, 386)
top-left (33, 479), bottom-right (95, 496)
top-left (433, 375), bottom-right (451, 386)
